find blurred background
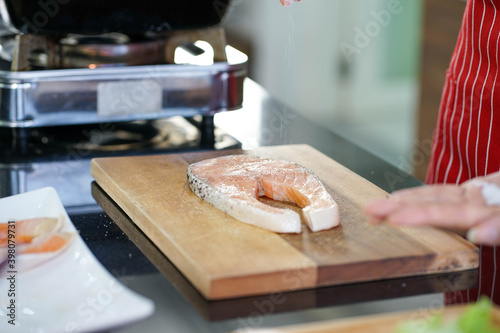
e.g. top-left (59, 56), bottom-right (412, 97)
top-left (221, 0), bottom-right (466, 181)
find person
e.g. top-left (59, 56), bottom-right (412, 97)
top-left (364, 0), bottom-right (500, 247)
top-left (361, 0), bottom-right (500, 305)
top-left (279, 0), bottom-right (500, 304)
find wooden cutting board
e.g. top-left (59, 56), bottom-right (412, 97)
top-left (91, 182), bottom-right (478, 321)
top-left (90, 144), bottom-right (478, 300)
top-left (232, 304), bottom-right (500, 333)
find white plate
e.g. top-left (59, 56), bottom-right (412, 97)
top-left (0, 187), bottom-right (155, 333)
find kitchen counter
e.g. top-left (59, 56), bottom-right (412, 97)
top-left (0, 79), bottom-right (477, 332)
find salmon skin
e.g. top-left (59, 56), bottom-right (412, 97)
top-left (187, 155), bottom-right (340, 233)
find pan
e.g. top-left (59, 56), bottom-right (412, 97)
top-left (0, 0), bottom-right (232, 35)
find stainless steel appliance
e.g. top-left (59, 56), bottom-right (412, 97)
top-left (0, 0), bottom-right (246, 139)
top-left (0, 0), bottom-right (245, 208)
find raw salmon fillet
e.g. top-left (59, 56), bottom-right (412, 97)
top-left (187, 155), bottom-right (340, 233)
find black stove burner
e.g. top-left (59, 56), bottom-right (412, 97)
top-left (31, 121), bottom-right (162, 152)
top-left (0, 116), bottom-right (239, 163)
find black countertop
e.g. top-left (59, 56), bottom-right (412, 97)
top-left (0, 79), bottom-right (477, 333)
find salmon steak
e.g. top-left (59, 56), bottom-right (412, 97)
top-left (187, 155), bottom-right (340, 233)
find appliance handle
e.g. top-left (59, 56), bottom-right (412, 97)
top-left (0, 0), bottom-right (19, 36)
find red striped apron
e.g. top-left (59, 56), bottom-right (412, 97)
top-left (426, 0), bottom-right (500, 305)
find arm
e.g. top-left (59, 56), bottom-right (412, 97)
top-left (364, 171), bottom-right (500, 246)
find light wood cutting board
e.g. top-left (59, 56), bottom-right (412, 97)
top-left (90, 144), bottom-right (478, 300)
top-left (233, 304), bottom-right (500, 333)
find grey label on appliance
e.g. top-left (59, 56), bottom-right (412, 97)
top-left (97, 80), bottom-right (162, 116)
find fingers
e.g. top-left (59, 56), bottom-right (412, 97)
top-left (365, 195), bottom-right (500, 243)
top-left (364, 184), bottom-right (489, 224)
top-left (280, 0), bottom-right (302, 7)
top-left (364, 185), bottom-right (469, 224)
top-left (391, 185), bottom-right (466, 203)
top-left (467, 216), bottom-right (500, 246)
top-left (365, 188), bottom-right (498, 225)
top-left (364, 185), bottom-right (466, 223)
top-left (364, 199), bottom-right (402, 224)
top-left (364, 182), bottom-right (500, 246)
top-left (382, 203), bottom-right (497, 229)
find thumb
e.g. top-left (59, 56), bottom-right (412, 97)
top-left (467, 218), bottom-right (500, 246)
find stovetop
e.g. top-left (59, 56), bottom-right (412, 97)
top-left (0, 115), bottom-right (240, 212)
top-left (0, 116), bottom-right (239, 163)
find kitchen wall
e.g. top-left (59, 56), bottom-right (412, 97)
top-left (222, 0), bottom-right (423, 170)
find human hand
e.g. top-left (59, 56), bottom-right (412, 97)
top-left (364, 183), bottom-right (500, 246)
top-left (279, 0), bottom-right (302, 7)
